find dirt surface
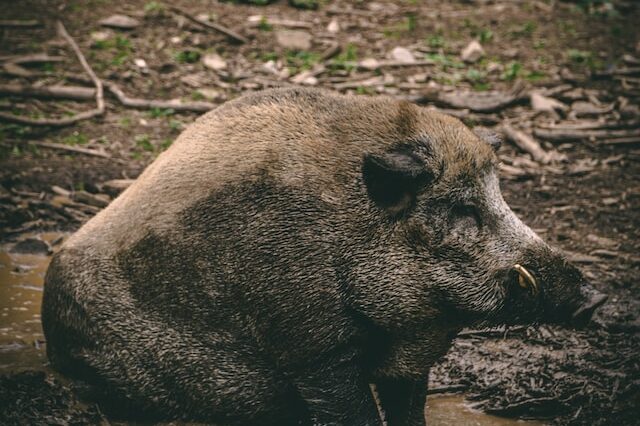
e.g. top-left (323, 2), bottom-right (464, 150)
top-left (0, 0), bottom-right (639, 425)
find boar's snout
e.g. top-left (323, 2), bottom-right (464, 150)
top-left (571, 286), bottom-right (608, 328)
top-left (504, 249), bottom-right (607, 327)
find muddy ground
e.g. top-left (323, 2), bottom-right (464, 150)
top-left (0, 0), bottom-right (639, 424)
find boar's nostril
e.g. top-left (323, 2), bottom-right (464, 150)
top-left (513, 264), bottom-right (539, 296)
top-left (571, 292), bottom-right (608, 328)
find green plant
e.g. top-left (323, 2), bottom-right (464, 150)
top-left (426, 34), bottom-right (445, 49)
top-left (425, 53), bottom-right (465, 69)
top-left (258, 16), bottom-right (272, 31)
top-left (144, 1), bottom-right (164, 14)
top-left (168, 119), bottom-right (183, 132)
top-left (331, 43), bottom-right (358, 71)
top-left (175, 50), bottom-right (201, 64)
top-left (501, 61), bottom-right (522, 81)
top-left (135, 134), bottom-right (154, 152)
top-left (160, 138), bottom-right (173, 150)
top-left (148, 108), bottom-right (175, 118)
top-left (478, 29), bottom-right (493, 43)
top-left (511, 21), bottom-right (536, 38)
top-left (62, 132), bottom-right (88, 145)
top-left (285, 50), bottom-right (321, 73)
top-left (383, 13), bottom-right (417, 38)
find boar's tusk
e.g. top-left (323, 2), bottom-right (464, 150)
top-left (513, 264), bottom-right (539, 296)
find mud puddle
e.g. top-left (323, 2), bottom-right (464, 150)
top-left (426, 395), bottom-right (545, 425)
top-left (0, 233), bottom-right (543, 425)
top-left (0, 232), bottom-right (63, 372)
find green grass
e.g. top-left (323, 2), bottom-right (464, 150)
top-left (258, 16), bottom-right (272, 31)
top-left (426, 34), bottom-right (445, 49)
top-left (383, 13), bottom-right (417, 38)
top-left (148, 108), bottom-right (175, 118)
top-left (501, 61), bottom-right (522, 81)
top-left (330, 43), bottom-right (358, 72)
top-left (425, 53), bottom-right (465, 69)
top-left (175, 50), bottom-right (201, 64)
top-left (135, 134), bottom-right (154, 152)
top-left (285, 50), bottom-right (321, 73)
top-left (92, 35), bottom-right (132, 66)
top-left (61, 132), bottom-right (88, 145)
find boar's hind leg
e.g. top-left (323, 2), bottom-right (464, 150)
top-left (290, 357), bottom-right (382, 425)
top-left (374, 378), bottom-right (427, 426)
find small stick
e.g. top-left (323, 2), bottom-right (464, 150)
top-left (502, 123), bottom-right (553, 164)
top-left (0, 21), bottom-right (104, 127)
top-left (0, 53), bottom-right (65, 64)
top-left (0, 84), bottom-right (96, 101)
top-left (168, 6), bottom-right (249, 44)
top-left (105, 81), bottom-right (216, 112)
top-left (0, 20), bottom-right (41, 28)
top-left (27, 141), bottom-right (111, 158)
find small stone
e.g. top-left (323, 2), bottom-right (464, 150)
top-left (291, 70), bottom-right (318, 85)
top-left (99, 14), bottom-right (140, 30)
top-left (170, 36), bottom-right (181, 44)
top-left (359, 58), bottom-right (380, 71)
top-left (198, 88), bottom-right (226, 102)
top-left (327, 18), bottom-right (340, 34)
top-left (90, 31), bottom-right (111, 42)
top-left (100, 179), bottom-right (134, 196)
top-left (486, 62), bottom-right (502, 73)
top-left (134, 58), bottom-right (149, 73)
top-left (530, 92), bottom-right (568, 114)
top-left (202, 53), bottom-right (227, 71)
top-left (390, 46), bottom-right (415, 63)
top-left (461, 40), bottom-right (485, 63)
top-left (10, 238), bottom-right (51, 255)
top-left (74, 191), bottom-right (110, 208)
top-left (275, 30), bottom-right (312, 51)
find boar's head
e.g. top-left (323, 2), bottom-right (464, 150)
top-left (355, 113), bottom-right (606, 338)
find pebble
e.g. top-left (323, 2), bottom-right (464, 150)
top-left (99, 14), bottom-right (140, 30)
top-left (202, 53), bottom-right (227, 71)
top-left (461, 40), bottom-right (485, 63)
top-left (275, 30), bottom-right (311, 51)
top-left (10, 238), bottom-right (51, 255)
top-left (390, 46), bottom-right (415, 63)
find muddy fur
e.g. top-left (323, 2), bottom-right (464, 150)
top-left (41, 88), bottom-right (601, 425)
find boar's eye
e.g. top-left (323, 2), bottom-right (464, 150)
top-left (451, 204), bottom-right (482, 230)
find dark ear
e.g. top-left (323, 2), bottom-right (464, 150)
top-left (473, 127), bottom-right (502, 151)
top-left (362, 151), bottom-right (431, 216)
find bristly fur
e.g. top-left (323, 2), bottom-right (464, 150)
top-left (42, 88), bottom-right (594, 425)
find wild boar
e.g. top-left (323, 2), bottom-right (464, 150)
top-left (41, 88), bottom-right (606, 425)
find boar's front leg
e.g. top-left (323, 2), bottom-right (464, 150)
top-left (290, 357), bottom-right (383, 425)
top-left (374, 377), bottom-right (427, 426)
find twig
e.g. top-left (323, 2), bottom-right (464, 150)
top-left (0, 20), bottom-right (41, 28)
top-left (599, 136), bottom-right (640, 146)
top-left (502, 123), bottom-right (557, 164)
top-left (105, 81), bottom-right (216, 112)
top-left (0, 53), bottom-right (64, 64)
top-left (0, 21), bottom-right (104, 127)
top-left (427, 384), bottom-right (468, 395)
top-left (27, 141), bottom-right (111, 158)
top-left (168, 6), bottom-right (248, 44)
top-left (534, 127), bottom-right (640, 142)
top-left (0, 84), bottom-right (95, 101)
top-left (457, 326), bottom-right (527, 338)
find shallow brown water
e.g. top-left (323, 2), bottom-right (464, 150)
top-left (0, 233), bottom-right (544, 425)
top-left (0, 233), bottom-right (62, 372)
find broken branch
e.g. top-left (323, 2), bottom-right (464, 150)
top-left (168, 6), bottom-right (249, 44)
top-left (0, 21), bottom-right (104, 127)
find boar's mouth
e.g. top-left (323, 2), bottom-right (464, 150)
top-left (570, 291), bottom-right (608, 328)
top-left (503, 263), bottom-right (608, 328)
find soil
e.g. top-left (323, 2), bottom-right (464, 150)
top-left (0, 0), bottom-right (639, 425)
